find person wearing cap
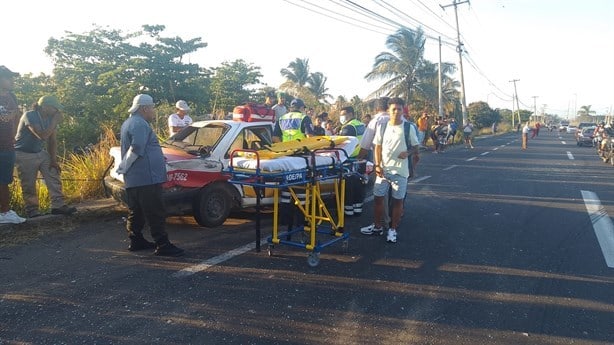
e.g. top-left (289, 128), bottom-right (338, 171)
top-left (14, 95), bottom-right (76, 218)
top-left (0, 66), bottom-right (26, 224)
top-left (272, 98), bottom-right (314, 143)
top-left (117, 94), bottom-right (184, 256)
top-left (167, 100), bottom-right (193, 136)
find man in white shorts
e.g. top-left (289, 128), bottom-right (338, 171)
top-left (368, 97), bottom-right (418, 243)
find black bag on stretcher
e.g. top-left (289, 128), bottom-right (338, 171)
top-left (232, 102), bottom-right (275, 122)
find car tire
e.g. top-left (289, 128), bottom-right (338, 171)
top-left (193, 184), bottom-right (232, 227)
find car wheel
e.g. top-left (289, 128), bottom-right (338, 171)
top-left (193, 184), bottom-right (232, 227)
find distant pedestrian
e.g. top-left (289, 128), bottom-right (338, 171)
top-left (463, 121), bottom-right (474, 149)
top-left (532, 122), bottom-right (540, 138)
top-left (491, 122), bottom-right (497, 134)
top-left (117, 94), bottom-right (184, 256)
top-left (417, 112), bottom-right (429, 147)
top-left (522, 122), bottom-right (530, 150)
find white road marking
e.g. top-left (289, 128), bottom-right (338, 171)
top-left (581, 190), bottom-right (614, 268)
top-left (443, 165), bottom-right (458, 171)
top-left (500, 144), bottom-right (506, 147)
top-left (480, 152), bottom-right (490, 156)
top-left (466, 157), bottom-right (477, 161)
top-left (561, 141), bottom-right (567, 145)
top-left (493, 147), bottom-right (499, 151)
top-left (567, 151), bottom-right (574, 160)
top-left (174, 239), bottom-right (269, 277)
top-left (409, 175), bottom-right (431, 184)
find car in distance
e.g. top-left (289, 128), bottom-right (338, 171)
top-left (566, 125), bottom-right (578, 134)
top-left (576, 126), bottom-right (595, 147)
top-left (578, 122), bottom-right (597, 130)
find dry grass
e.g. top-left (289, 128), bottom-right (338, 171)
top-left (9, 126), bottom-right (118, 216)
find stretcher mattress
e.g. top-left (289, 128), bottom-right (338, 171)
top-left (232, 136), bottom-right (359, 172)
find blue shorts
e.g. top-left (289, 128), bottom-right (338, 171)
top-left (373, 172), bottom-right (407, 200)
top-left (0, 150), bottom-right (16, 184)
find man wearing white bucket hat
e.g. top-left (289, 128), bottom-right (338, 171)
top-left (167, 100), bottom-right (193, 136)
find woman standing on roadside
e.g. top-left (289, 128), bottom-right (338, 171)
top-left (463, 121), bottom-right (474, 149)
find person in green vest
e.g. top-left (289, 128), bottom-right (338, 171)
top-left (272, 98), bottom-right (315, 232)
top-left (272, 98), bottom-right (314, 143)
top-left (338, 106), bottom-right (367, 216)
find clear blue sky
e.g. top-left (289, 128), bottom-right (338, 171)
top-left (2, 0), bottom-right (612, 117)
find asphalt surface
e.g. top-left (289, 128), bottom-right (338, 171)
top-left (1, 130), bottom-right (613, 345)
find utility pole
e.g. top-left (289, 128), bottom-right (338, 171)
top-left (438, 36), bottom-right (444, 119)
top-left (441, 0), bottom-right (469, 125)
top-left (510, 79), bottom-right (520, 126)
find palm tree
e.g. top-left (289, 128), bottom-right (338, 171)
top-left (577, 105), bottom-right (596, 121)
top-left (404, 59), bottom-right (459, 115)
top-left (280, 58), bottom-right (311, 93)
top-left (365, 27), bottom-right (427, 104)
top-left (307, 72), bottom-right (333, 104)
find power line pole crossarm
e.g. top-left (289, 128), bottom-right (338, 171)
top-left (441, 0), bottom-right (470, 125)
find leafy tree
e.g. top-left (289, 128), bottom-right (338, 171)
top-left (467, 101), bottom-right (500, 128)
top-left (13, 73), bottom-right (54, 110)
top-left (209, 59), bottom-right (263, 116)
top-left (42, 24), bottom-right (210, 149)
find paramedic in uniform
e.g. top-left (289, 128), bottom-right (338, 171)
top-left (338, 106), bottom-right (366, 216)
top-left (272, 98), bottom-right (314, 142)
top-left (271, 98), bottom-right (314, 232)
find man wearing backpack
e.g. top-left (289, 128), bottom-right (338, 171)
top-left (369, 97), bottom-right (420, 243)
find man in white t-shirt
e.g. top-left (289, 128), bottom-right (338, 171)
top-left (357, 97), bottom-right (390, 161)
top-left (168, 100), bottom-right (193, 136)
top-left (271, 93), bottom-right (287, 120)
top-left (370, 97), bottom-right (419, 244)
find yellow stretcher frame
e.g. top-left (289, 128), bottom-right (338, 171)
top-left (227, 148), bottom-right (352, 267)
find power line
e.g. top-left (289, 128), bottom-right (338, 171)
top-left (373, 0), bottom-right (457, 43)
top-left (286, 0), bottom-right (512, 110)
top-left (283, 0), bottom-right (393, 36)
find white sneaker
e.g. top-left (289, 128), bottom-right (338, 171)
top-left (386, 228), bottom-right (397, 243)
top-left (0, 210), bottom-right (26, 224)
top-left (360, 223), bottom-right (383, 235)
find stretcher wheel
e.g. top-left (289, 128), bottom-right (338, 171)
top-left (267, 245), bottom-right (274, 256)
top-left (307, 252), bottom-right (320, 267)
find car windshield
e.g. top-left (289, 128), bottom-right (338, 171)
top-left (164, 123), bottom-right (230, 153)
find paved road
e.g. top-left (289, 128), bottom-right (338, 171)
top-left (1, 130), bottom-right (613, 345)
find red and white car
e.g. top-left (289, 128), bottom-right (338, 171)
top-left (104, 120), bottom-right (276, 227)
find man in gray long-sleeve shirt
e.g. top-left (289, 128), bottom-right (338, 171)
top-left (117, 94), bottom-right (184, 257)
